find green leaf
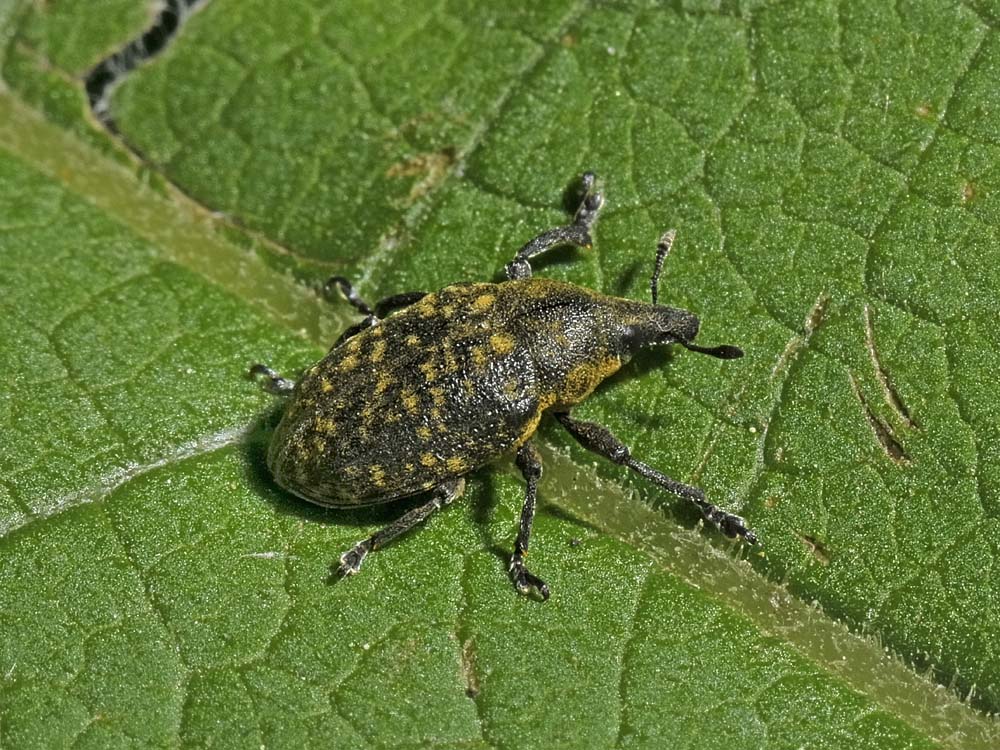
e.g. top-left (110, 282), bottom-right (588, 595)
top-left (2, 0), bottom-right (999, 747)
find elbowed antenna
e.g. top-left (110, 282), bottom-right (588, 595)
top-left (650, 230), bottom-right (675, 306)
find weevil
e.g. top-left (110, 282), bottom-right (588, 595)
top-left (251, 172), bottom-right (756, 600)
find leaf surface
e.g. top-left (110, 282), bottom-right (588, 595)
top-left (2, 1), bottom-right (999, 747)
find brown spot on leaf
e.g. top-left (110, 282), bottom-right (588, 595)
top-left (385, 147), bottom-right (457, 204)
top-left (797, 533), bottom-right (832, 566)
top-left (461, 638), bottom-right (481, 700)
top-left (848, 372), bottom-right (912, 466)
top-left (863, 304), bottom-right (917, 430)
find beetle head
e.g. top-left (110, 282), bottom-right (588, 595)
top-left (617, 229), bottom-right (744, 361)
top-left (616, 303), bottom-right (743, 360)
top-left (622, 304), bottom-right (697, 350)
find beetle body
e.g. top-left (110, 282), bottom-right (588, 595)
top-left (268, 277), bottom-right (701, 507)
top-left (252, 172), bottom-right (755, 600)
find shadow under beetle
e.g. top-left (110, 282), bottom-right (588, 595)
top-left (251, 172), bottom-right (757, 600)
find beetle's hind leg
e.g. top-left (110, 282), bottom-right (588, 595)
top-left (337, 477), bottom-right (465, 578)
top-left (505, 171), bottom-right (605, 280)
top-left (554, 412), bottom-right (758, 544)
top-left (325, 277), bottom-right (428, 348)
top-left (509, 442), bottom-right (550, 600)
top-left (249, 364), bottom-right (296, 395)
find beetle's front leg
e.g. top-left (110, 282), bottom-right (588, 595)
top-left (554, 412), bottom-right (758, 544)
top-left (509, 441), bottom-right (550, 600)
top-left (505, 172), bottom-right (605, 280)
top-left (337, 477), bottom-right (465, 577)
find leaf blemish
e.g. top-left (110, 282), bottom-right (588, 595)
top-left (797, 532), bottom-right (831, 566)
top-left (863, 304), bottom-right (917, 430)
top-left (769, 292), bottom-right (829, 384)
top-left (848, 372), bottom-right (912, 466)
top-left (460, 637), bottom-right (481, 700)
top-left (242, 551), bottom-right (298, 560)
top-left (385, 146), bottom-right (458, 204)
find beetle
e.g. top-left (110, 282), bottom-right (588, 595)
top-left (251, 172), bottom-right (756, 600)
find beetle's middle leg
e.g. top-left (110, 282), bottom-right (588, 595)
top-left (337, 477), bottom-right (465, 578)
top-left (505, 171), bottom-right (605, 280)
top-left (509, 441), bottom-right (550, 600)
top-left (554, 412), bottom-right (758, 544)
top-left (325, 277), bottom-right (428, 348)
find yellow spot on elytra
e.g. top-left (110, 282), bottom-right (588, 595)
top-left (371, 339), bottom-right (387, 362)
top-left (406, 334), bottom-right (420, 346)
top-left (472, 294), bottom-right (496, 311)
top-left (315, 417), bottom-right (336, 434)
top-left (370, 325), bottom-right (384, 337)
top-left (375, 372), bottom-right (392, 395)
top-left (369, 465), bottom-right (386, 487)
top-left (417, 425), bottom-right (433, 439)
top-left (446, 456), bottom-right (469, 473)
top-left (320, 378), bottom-right (334, 392)
top-left (313, 438), bottom-right (326, 454)
top-left (471, 346), bottom-right (488, 368)
top-left (440, 305), bottom-right (455, 317)
top-left (420, 452), bottom-right (438, 467)
top-left (405, 462), bottom-right (415, 473)
top-left (340, 354), bottom-right (360, 371)
top-left (420, 361), bottom-right (437, 382)
top-left (489, 333), bottom-right (515, 355)
top-left (442, 347), bottom-right (459, 374)
top-left (430, 386), bottom-right (446, 406)
top-left (402, 390), bottom-right (420, 414)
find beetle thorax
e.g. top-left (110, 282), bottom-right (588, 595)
top-left (497, 278), bottom-right (623, 409)
top-left (499, 277), bottom-right (702, 410)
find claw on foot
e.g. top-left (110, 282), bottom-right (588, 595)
top-left (509, 558), bottom-right (551, 601)
top-left (337, 543), bottom-right (369, 577)
top-left (703, 504), bottom-right (758, 545)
